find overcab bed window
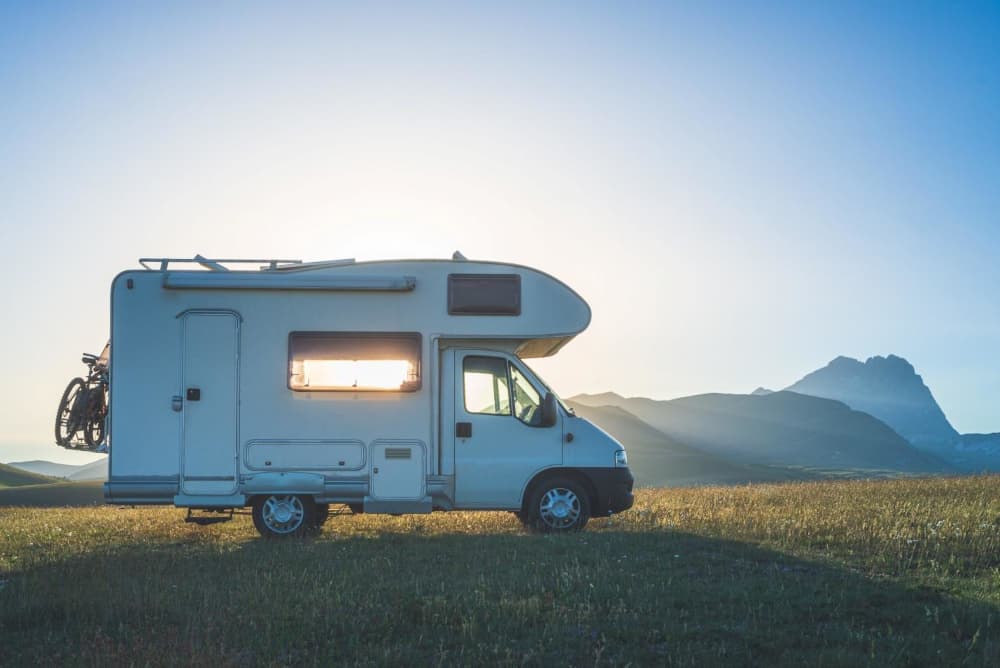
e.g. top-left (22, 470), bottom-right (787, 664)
top-left (288, 333), bottom-right (421, 392)
top-left (448, 274), bottom-right (521, 315)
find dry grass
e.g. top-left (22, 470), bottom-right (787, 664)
top-left (2, 476), bottom-right (999, 665)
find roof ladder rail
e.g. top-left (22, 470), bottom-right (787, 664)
top-left (137, 256), bottom-right (304, 271)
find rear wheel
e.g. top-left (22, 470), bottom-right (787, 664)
top-left (314, 503), bottom-right (331, 528)
top-left (54, 378), bottom-right (86, 446)
top-left (527, 477), bottom-right (591, 533)
top-left (83, 389), bottom-right (107, 448)
top-left (252, 495), bottom-right (316, 538)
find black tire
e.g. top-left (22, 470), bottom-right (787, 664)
top-left (511, 510), bottom-right (532, 528)
top-left (55, 378), bottom-right (86, 446)
top-left (251, 495), bottom-right (316, 538)
top-left (314, 504), bottom-right (331, 528)
top-left (83, 389), bottom-right (107, 448)
top-left (347, 503), bottom-right (364, 514)
top-left (526, 476), bottom-right (591, 533)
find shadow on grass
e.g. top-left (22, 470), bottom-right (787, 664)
top-left (1, 523), bottom-right (998, 666)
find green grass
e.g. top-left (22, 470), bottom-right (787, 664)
top-left (1, 477), bottom-right (999, 665)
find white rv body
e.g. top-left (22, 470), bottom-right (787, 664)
top-left (105, 256), bottom-right (633, 533)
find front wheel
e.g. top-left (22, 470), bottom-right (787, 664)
top-left (54, 378), bottom-right (86, 446)
top-left (527, 477), bottom-right (591, 533)
top-left (252, 495), bottom-right (316, 538)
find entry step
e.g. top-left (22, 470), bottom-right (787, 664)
top-left (184, 508), bottom-right (238, 525)
top-left (173, 493), bottom-right (246, 508)
top-left (363, 496), bottom-right (433, 514)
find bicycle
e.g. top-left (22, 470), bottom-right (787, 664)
top-left (55, 347), bottom-right (109, 450)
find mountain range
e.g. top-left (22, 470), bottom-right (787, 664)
top-left (784, 355), bottom-right (957, 448)
top-left (782, 355), bottom-right (1000, 469)
top-left (571, 390), bottom-right (951, 478)
top-left (570, 354), bottom-right (997, 485)
top-left (565, 402), bottom-right (814, 486)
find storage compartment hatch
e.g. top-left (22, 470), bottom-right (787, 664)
top-left (370, 440), bottom-right (426, 500)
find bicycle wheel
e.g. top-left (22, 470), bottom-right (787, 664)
top-left (55, 378), bottom-right (86, 446)
top-left (83, 387), bottom-right (107, 448)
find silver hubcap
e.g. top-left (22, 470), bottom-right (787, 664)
top-left (261, 495), bottom-right (305, 534)
top-left (539, 487), bottom-right (581, 529)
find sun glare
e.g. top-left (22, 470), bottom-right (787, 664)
top-left (301, 359), bottom-right (412, 390)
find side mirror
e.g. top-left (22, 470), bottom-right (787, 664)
top-left (541, 392), bottom-right (559, 427)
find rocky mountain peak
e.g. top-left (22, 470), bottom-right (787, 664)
top-left (785, 354), bottom-right (958, 450)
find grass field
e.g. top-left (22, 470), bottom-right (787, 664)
top-left (2, 477), bottom-right (999, 665)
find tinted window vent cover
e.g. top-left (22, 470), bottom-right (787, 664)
top-left (448, 274), bottom-right (521, 316)
top-left (384, 448), bottom-right (412, 460)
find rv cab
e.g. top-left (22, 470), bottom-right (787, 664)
top-left (103, 255), bottom-right (634, 537)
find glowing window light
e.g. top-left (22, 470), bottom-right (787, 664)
top-left (288, 332), bottom-right (421, 392)
top-left (301, 359), bottom-right (412, 390)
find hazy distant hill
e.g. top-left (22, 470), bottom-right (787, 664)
top-left (784, 355), bottom-right (958, 451)
top-left (0, 463), bottom-right (58, 487)
top-left (0, 481), bottom-right (104, 507)
top-left (4, 458), bottom-right (108, 482)
top-left (570, 391), bottom-right (951, 475)
top-left (0, 458), bottom-right (107, 507)
top-left (948, 433), bottom-right (1000, 471)
top-left (65, 459), bottom-right (108, 481)
top-left (7, 460), bottom-right (82, 478)
top-left (566, 402), bottom-right (810, 486)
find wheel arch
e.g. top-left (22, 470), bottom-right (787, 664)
top-left (520, 468), bottom-right (598, 516)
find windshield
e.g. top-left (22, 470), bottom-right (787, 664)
top-left (516, 358), bottom-right (575, 415)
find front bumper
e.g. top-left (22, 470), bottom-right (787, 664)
top-left (578, 467), bottom-right (635, 516)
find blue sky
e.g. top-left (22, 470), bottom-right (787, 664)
top-left (1, 2), bottom-right (999, 463)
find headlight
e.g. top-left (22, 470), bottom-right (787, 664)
top-left (614, 449), bottom-right (628, 467)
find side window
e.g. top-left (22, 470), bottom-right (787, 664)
top-left (463, 356), bottom-right (511, 415)
top-left (510, 364), bottom-right (543, 426)
top-left (289, 332), bottom-right (421, 391)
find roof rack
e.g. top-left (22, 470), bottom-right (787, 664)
top-left (138, 255), bottom-right (303, 272)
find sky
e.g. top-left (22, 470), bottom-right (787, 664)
top-left (1, 1), bottom-right (999, 464)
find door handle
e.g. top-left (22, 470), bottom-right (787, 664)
top-left (456, 422), bottom-right (472, 438)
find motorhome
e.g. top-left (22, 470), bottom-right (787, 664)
top-left (104, 254), bottom-right (634, 537)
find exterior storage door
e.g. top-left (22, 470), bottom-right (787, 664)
top-left (180, 312), bottom-right (240, 495)
top-left (370, 441), bottom-right (426, 500)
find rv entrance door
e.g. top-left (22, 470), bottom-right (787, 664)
top-left (446, 349), bottom-right (563, 509)
top-left (179, 312), bottom-right (240, 496)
